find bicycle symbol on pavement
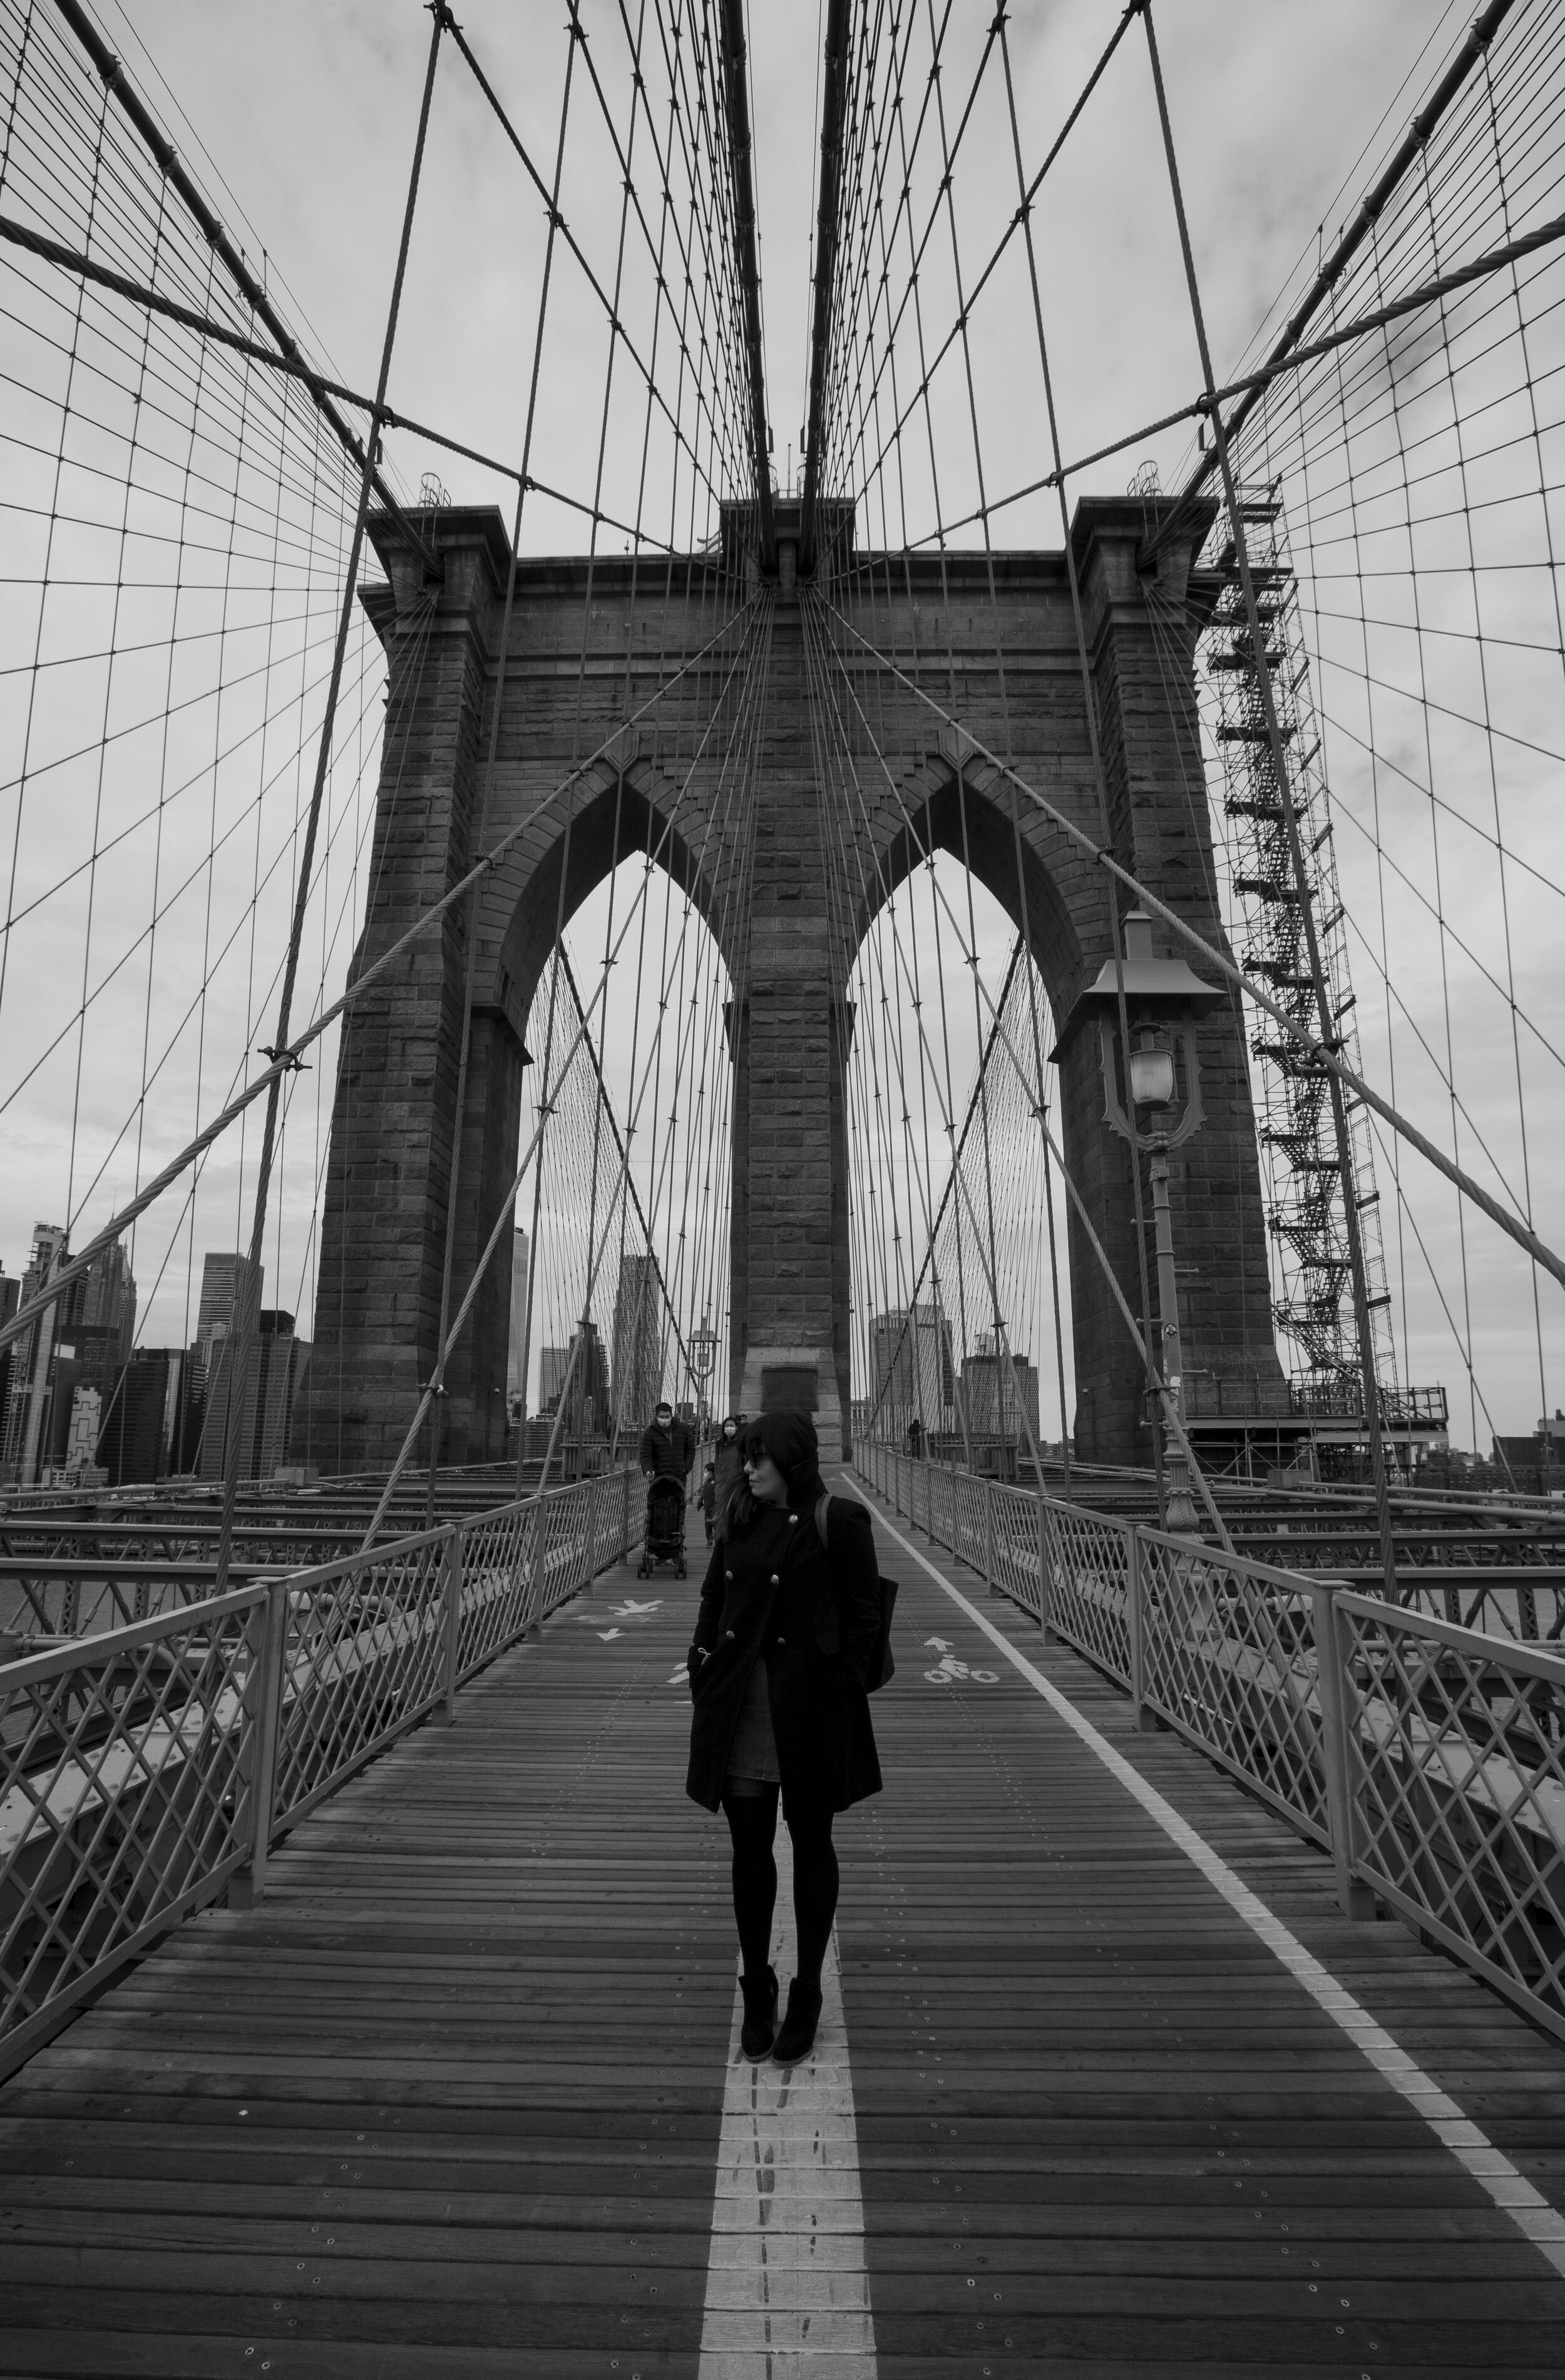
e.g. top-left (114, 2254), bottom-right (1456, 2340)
top-left (923, 1636), bottom-right (998, 1686)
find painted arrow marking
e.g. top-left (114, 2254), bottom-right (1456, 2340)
top-left (924, 1636), bottom-right (952, 1651)
top-left (595, 1628), bottom-right (623, 1642)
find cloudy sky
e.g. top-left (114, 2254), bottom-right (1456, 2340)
top-left (4, 0), bottom-right (1559, 1446)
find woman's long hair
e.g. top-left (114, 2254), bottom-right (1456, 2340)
top-left (721, 1411), bottom-right (826, 1537)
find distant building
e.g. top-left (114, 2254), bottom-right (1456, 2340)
top-left (539, 1345), bottom-right (570, 1411)
top-left (611, 1250), bottom-right (664, 1433)
top-left (97, 1347), bottom-right (202, 1485)
top-left (197, 1311), bottom-right (311, 1483)
top-left (197, 1250), bottom-right (260, 1344)
top-left (961, 1332), bottom-right (1040, 1443)
top-left (540, 1319), bottom-right (610, 1438)
top-left (1, 1223), bottom-right (135, 1485)
top-left (868, 1303), bottom-right (955, 1439)
top-left (1493, 1411), bottom-right (1565, 1495)
top-left (189, 1250), bottom-right (264, 1475)
top-left (506, 1227), bottom-right (531, 1406)
top-left (0, 1265), bottom-right (18, 1450)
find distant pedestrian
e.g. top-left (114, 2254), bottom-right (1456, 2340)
top-left (906, 1414), bottom-right (923, 1457)
top-left (640, 1399), bottom-right (694, 1483)
top-left (712, 1413), bottom-right (744, 1520)
top-left (685, 1411), bottom-right (883, 2066)
top-left (699, 1460), bottom-right (718, 1543)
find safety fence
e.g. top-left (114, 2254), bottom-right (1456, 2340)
top-left (858, 1443), bottom-right (1565, 2048)
top-left (0, 1468), bottom-right (643, 2079)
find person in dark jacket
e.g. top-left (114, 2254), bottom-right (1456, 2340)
top-left (698, 1460), bottom-right (718, 1543)
top-left (711, 1413), bottom-right (744, 1522)
top-left (639, 1401), bottom-right (694, 1482)
top-left (686, 1409), bottom-right (882, 2066)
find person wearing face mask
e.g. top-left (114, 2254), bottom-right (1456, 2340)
top-left (685, 1410), bottom-right (883, 2064)
top-left (711, 1413), bottom-right (745, 1520)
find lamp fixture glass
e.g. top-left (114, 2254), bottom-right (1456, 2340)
top-left (1129, 1041), bottom-right (1176, 1110)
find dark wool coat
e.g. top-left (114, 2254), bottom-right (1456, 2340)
top-left (712, 1436), bottom-right (745, 1518)
top-left (685, 1494), bottom-right (883, 1815)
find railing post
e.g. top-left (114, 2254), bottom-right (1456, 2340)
top-left (1126, 1525), bottom-right (1149, 1727)
top-left (528, 1488), bottom-right (546, 1638)
top-left (441, 1523), bottom-right (463, 1724)
top-left (983, 1478), bottom-right (996, 1597)
top-left (621, 1465), bottom-right (631, 1563)
top-left (1035, 1484), bottom-right (1050, 1637)
top-left (231, 1579), bottom-right (287, 1910)
top-left (1313, 1583), bottom-right (1376, 1920)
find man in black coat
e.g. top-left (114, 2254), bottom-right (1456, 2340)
top-left (639, 1399), bottom-right (694, 1481)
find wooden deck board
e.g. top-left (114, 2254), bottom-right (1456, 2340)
top-left (0, 1486), bottom-right (1562, 2373)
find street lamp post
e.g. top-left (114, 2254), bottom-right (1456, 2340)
top-left (1077, 910), bottom-right (1223, 1537)
top-left (689, 1313), bottom-right (717, 1438)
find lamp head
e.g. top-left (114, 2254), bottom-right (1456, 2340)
top-left (1128, 1035), bottom-right (1177, 1111)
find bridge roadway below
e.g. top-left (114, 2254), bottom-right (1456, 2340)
top-left (3, 1481), bottom-right (1564, 2374)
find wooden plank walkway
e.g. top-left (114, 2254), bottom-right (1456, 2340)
top-left (3, 1478), bottom-right (1564, 2374)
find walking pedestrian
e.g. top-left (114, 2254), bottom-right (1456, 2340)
top-left (699, 1459), bottom-right (718, 1543)
top-left (711, 1413), bottom-right (744, 1519)
top-left (685, 1411), bottom-right (883, 2064)
top-left (640, 1399), bottom-right (694, 1483)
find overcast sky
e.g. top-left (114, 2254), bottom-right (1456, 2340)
top-left (5, 0), bottom-right (1559, 1446)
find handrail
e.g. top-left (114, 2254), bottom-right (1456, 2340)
top-left (856, 1440), bottom-right (1565, 2045)
top-left (0, 1467), bottom-right (644, 2081)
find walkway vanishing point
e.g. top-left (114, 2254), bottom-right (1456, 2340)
top-left (4, 1485), bottom-right (1564, 2379)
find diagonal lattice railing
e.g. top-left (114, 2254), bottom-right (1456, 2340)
top-left (857, 1441), bottom-right (1565, 2043)
top-left (0, 1467), bottom-right (645, 2080)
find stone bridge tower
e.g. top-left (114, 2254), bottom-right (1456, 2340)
top-left (296, 498), bottom-right (1286, 1473)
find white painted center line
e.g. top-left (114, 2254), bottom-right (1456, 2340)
top-left (844, 1474), bottom-right (1565, 2285)
top-left (698, 1822), bottom-right (878, 2376)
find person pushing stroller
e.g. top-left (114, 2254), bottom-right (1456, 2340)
top-left (639, 1399), bottom-right (694, 1487)
top-left (635, 1399), bottom-right (695, 1580)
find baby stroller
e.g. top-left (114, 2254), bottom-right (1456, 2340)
top-left (638, 1473), bottom-right (687, 1579)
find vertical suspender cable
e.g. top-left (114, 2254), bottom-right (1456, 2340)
top-left (1140, 1), bottom-right (1398, 1595)
top-left (213, 4), bottom-right (446, 1587)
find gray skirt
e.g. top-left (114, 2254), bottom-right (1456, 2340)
top-left (725, 1653), bottom-right (780, 1792)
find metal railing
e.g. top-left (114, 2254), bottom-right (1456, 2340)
top-left (0, 1466), bottom-right (642, 2079)
top-left (858, 1441), bottom-right (1565, 2045)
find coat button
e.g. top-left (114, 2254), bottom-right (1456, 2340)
top-left (724, 1570), bottom-right (733, 1581)
top-left (769, 1574), bottom-right (779, 1586)
top-left (776, 1635), bottom-right (786, 1646)
top-left (788, 1513), bottom-right (798, 1525)
top-left (724, 1629), bottom-right (736, 1640)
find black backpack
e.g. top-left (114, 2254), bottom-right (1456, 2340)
top-left (815, 1493), bottom-right (896, 1692)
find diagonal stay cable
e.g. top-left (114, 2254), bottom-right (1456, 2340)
top-left (812, 589), bottom-right (1565, 1296)
top-left (0, 592), bottom-right (762, 1362)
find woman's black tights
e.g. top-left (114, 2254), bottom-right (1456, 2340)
top-left (721, 1788), bottom-right (838, 1992)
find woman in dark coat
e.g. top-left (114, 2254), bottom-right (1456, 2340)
top-left (711, 1413), bottom-right (745, 1517)
top-left (686, 1409), bottom-right (882, 2064)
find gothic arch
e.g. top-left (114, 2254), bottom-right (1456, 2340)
top-left (481, 755), bottom-right (734, 1037)
top-left (842, 743), bottom-right (1102, 1031)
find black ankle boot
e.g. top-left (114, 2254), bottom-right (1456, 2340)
top-left (739, 1965), bottom-right (779, 2060)
top-left (771, 1976), bottom-right (824, 2066)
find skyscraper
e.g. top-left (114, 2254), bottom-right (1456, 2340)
top-left (191, 1250), bottom-right (262, 1477)
top-left (1, 1224), bottom-right (135, 1483)
top-left (197, 1311), bottom-right (310, 1483)
top-left (868, 1303), bottom-right (955, 1438)
top-left (196, 1250), bottom-right (260, 1346)
top-left (611, 1250), bottom-right (664, 1433)
top-left (961, 1332), bottom-right (1040, 1442)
